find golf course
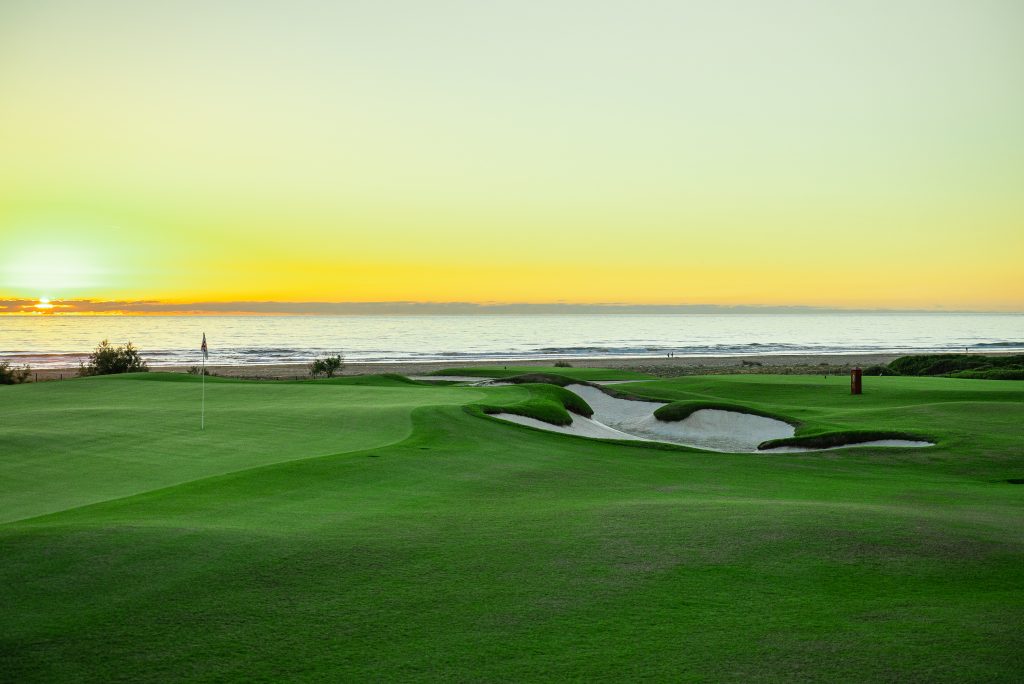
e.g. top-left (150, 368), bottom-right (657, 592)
top-left (2, 368), bottom-right (1023, 681)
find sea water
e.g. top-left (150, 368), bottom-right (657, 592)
top-left (1, 313), bottom-right (1021, 367)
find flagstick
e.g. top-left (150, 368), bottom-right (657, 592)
top-left (201, 343), bottom-right (206, 431)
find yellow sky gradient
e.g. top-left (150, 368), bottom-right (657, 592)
top-left (1, 1), bottom-right (1022, 311)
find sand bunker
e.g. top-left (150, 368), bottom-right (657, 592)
top-left (490, 413), bottom-right (650, 441)
top-left (411, 375), bottom-right (645, 386)
top-left (565, 384), bottom-right (793, 452)
top-left (491, 383), bottom-right (933, 453)
top-left (493, 384), bottom-right (793, 452)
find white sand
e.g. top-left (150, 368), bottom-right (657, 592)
top-left (565, 383), bottom-right (795, 452)
top-left (491, 413), bottom-right (650, 441)
top-left (488, 383), bottom-right (795, 452)
top-left (488, 383), bottom-right (933, 453)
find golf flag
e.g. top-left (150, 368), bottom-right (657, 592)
top-left (200, 333), bottom-right (208, 430)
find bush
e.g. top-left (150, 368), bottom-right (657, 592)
top-left (187, 366), bottom-right (211, 376)
top-left (309, 354), bottom-right (344, 378)
top-left (553, 361), bottom-right (573, 368)
top-left (78, 339), bottom-right (149, 376)
top-left (0, 361), bottom-right (31, 384)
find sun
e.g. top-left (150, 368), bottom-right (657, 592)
top-left (34, 297), bottom-right (54, 311)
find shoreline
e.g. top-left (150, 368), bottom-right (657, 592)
top-left (17, 352), bottom-right (959, 381)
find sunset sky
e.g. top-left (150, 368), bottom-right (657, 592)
top-left (2, 0), bottom-right (1022, 313)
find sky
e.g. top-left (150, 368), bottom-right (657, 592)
top-left (1, 0), bottom-right (1022, 313)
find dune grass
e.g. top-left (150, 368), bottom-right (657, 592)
top-left (2, 373), bottom-right (1023, 682)
top-left (888, 353), bottom-right (1024, 377)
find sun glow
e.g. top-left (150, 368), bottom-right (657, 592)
top-left (0, 2), bottom-right (1022, 311)
top-left (34, 297), bottom-right (54, 310)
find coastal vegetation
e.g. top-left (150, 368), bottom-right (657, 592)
top-left (77, 339), bottom-right (149, 376)
top-left (0, 361), bottom-right (31, 384)
top-left (309, 353), bottom-right (345, 378)
top-left (887, 353), bottom-right (1024, 379)
top-left (1, 370), bottom-right (1022, 680)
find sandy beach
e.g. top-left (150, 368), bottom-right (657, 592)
top-left (21, 352), bottom-right (923, 381)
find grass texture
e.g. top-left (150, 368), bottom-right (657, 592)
top-left (2, 372), bottom-right (1023, 682)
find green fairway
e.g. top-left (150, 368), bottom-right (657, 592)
top-left (2, 373), bottom-right (1023, 681)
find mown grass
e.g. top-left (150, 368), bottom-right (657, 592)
top-left (1, 373), bottom-right (1023, 682)
top-left (476, 382), bottom-right (593, 425)
top-left (653, 399), bottom-right (798, 425)
top-left (758, 430), bottom-right (932, 450)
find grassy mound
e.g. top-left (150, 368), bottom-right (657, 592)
top-left (654, 400), bottom-right (797, 425)
top-left (758, 430), bottom-right (932, 451)
top-left (492, 372), bottom-right (576, 386)
top-left (312, 373), bottom-right (425, 386)
top-left (430, 366), bottom-right (652, 381)
top-left (888, 353), bottom-right (1024, 377)
top-left (949, 368), bottom-right (1024, 381)
top-left (477, 383), bottom-right (593, 426)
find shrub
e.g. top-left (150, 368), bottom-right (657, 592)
top-left (553, 361), bottom-right (573, 368)
top-left (309, 354), bottom-right (344, 378)
top-left (78, 340), bottom-right (149, 376)
top-left (863, 364), bottom-right (899, 376)
top-left (0, 361), bottom-right (31, 384)
top-left (187, 366), bottom-right (211, 376)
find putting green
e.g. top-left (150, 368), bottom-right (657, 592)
top-left (2, 372), bottom-right (1022, 681)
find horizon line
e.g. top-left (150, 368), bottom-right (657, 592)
top-left (1, 299), bottom-right (1022, 316)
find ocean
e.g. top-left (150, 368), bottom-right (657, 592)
top-left (1, 313), bottom-right (1022, 368)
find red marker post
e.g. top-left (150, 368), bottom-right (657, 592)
top-left (850, 367), bottom-right (863, 395)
